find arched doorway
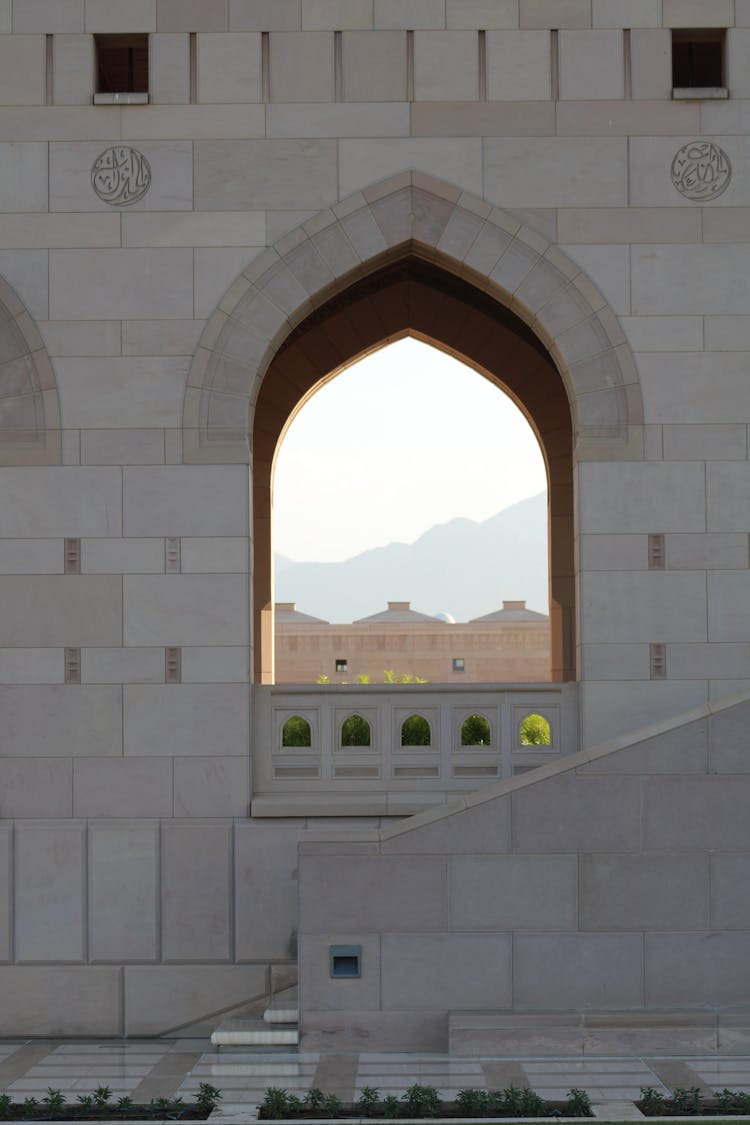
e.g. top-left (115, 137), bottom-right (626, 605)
top-left (183, 174), bottom-right (644, 689)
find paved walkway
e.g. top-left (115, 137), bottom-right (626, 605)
top-left (3, 1040), bottom-right (750, 1111)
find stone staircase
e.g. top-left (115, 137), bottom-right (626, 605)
top-left (211, 987), bottom-right (299, 1048)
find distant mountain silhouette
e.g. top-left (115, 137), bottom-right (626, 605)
top-left (274, 493), bottom-right (548, 623)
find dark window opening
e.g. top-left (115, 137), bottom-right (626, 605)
top-left (452, 657), bottom-right (465, 673)
top-left (672, 30), bottom-right (725, 89)
top-left (335, 658), bottom-right (348, 673)
top-left (96, 35), bottom-right (149, 94)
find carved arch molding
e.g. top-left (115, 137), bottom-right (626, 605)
top-left (0, 275), bottom-right (60, 465)
top-left (183, 172), bottom-right (645, 684)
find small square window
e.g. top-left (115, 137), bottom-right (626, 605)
top-left (672, 29), bottom-right (725, 95)
top-left (452, 658), bottom-right (465, 673)
top-left (94, 35), bottom-right (149, 104)
top-left (335, 659), bottom-right (348, 674)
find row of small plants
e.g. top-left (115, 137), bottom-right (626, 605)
top-left (260, 1084), bottom-right (593, 1119)
top-left (0, 1083), bottom-right (221, 1120)
top-left (640, 1087), bottom-right (750, 1117)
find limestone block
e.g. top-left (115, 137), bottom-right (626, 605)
top-left (581, 681), bottom-right (709, 746)
top-left (559, 30), bottom-right (624, 100)
top-left (82, 647), bottom-right (165, 683)
top-left (581, 643), bottom-right (649, 680)
top-left (561, 243), bottom-right (629, 314)
top-left (41, 320), bottom-right (121, 354)
top-left (486, 30), bottom-right (549, 100)
top-left (121, 104), bottom-right (264, 139)
top-left (0, 758), bottom-right (71, 816)
top-left (123, 320), bottom-right (203, 354)
top-left (197, 32), bottom-right (261, 102)
top-left (579, 462), bottom-right (706, 534)
top-left (639, 353), bottom-right (750, 423)
top-left (578, 717), bottom-right (708, 774)
top-left (374, 0), bottom-right (446, 28)
top-left (235, 820), bottom-right (303, 959)
top-left (268, 102), bottom-right (410, 137)
top-left (645, 775), bottom-right (750, 851)
top-left (511, 772), bottom-right (640, 852)
top-left (0, 966), bottom-right (121, 1036)
top-left (382, 933), bottom-right (512, 1009)
top-left (646, 933), bottom-right (750, 1008)
top-left (50, 140), bottom-right (193, 212)
top-left (181, 538), bottom-right (248, 573)
top-left (0, 34), bottom-right (44, 104)
top-left (0, 824), bottom-right (9, 959)
top-left (173, 757), bottom-right (249, 816)
top-left (229, 0), bottom-right (300, 30)
top-left (89, 822), bottom-right (159, 961)
top-left (75, 758), bottom-right (172, 818)
top-left (707, 463), bottom-right (750, 531)
top-left (56, 357), bottom-right (189, 429)
top-left (414, 31), bottom-right (478, 101)
top-left (0, 248), bottom-right (48, 318)
top-left (15, 822), bottom-right (85, 962)
top-left (0, 575), bottom-right (121, 647)
top-left (151, 32), bottom-right (189, 103)
top-left (123, 466), bottom-right (248, 537)
top-left (666, 533), bottom-right (748, 570)
top-left (485, 139), bottom-right (626, 208)
top-left (739, 0), bottom-right (750, 26)
top-left (708, 571), bottom-right (750, 643)
top-left (0, 648), bottom-right (63, 682)
top-left (631, 140), bottom-right (750, 207)
top-left (703, 208), bottom-right (750, 243)
top-left (303, 0), bottom-right (373, 29)
top-left (300, 855), bottom-right (446, 932)
top-left (621, 316), bottom-right (703, 353)
top-left (124, 964), bottom-right (267, 1035)
top-left (122, 210), bottom-right (265, 247)
top-left (82, 538), bottom-right (164, 573)
top-left (581, 854), bottom-right (709, 931)
top-left (580, 536), bottom-right (648, 572)
top-left (0, 540), bottom-right (63, 573)
top-left (162, 821), bottom-right (232, 961)
top-left (0, 105), bottom-right (122, 141)
top-left (14, 0), bottom-right (84, 32)
top-left (0, 0), bottom-right (7, 30)
top-left (270, 32), bottom-right (334, 102)
top-left (381, 797), bottom-right (510, 854)
top-left (447, 1), bottom-right (519, 28)
top-left (123, 684), bottom-right (249, 756)
top-left (1, 684), bottom-right (122, 756)
top-left (449, 856), bottom-right (578, 930)
top-left (124, 575), bottom-right (247, 646)
top-left (668, 643), bottom-right (750, 680)
top-left (662, 0), bottom-right (734, 27)
top-left (593, 0), bottom-right (660, 26)
top-left (181, 646), bottom-right (250, 682)
top-left (520, 0), bottom-right (590, 28)
top-left (339, 138), bottom-right (483, 197)
top-left (664, 424), bottom-right (747, 461)
top-left (49, 250), bottom-right (194, 320)
top-left (343, 30), bottom-right (406, 102)
top-left (53, 34), bottom-right (94, 104)
top-left (196, 138), bottom-right (337, 209)
top-left (412, 99), bottom-right (554, 135)
top-left (81, 430), bottom-right (166, 466)
top-left (712, 855), bottom-right (750, 928)
top-left (631, 30), bottom-right (671, 99)
top-left (85, 0), bottom-right (156, 31)
top-left (514, 934), bottom-right (643, 1008)
top-left (194, 245), bottom-right (261, 316)
top-left (581, 571), bottom-right (707, 643)
top-left (158, 0), bottom-right (228, 31)
top-left (300, 933), bottom-right (381, 1011)
top-left (705, 317), bottom-right (750, 351)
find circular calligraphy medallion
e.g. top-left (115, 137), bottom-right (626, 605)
top-left (670, 141), bottom-right (732, 202)
top-left (91, 145), bottom-right (152, 206)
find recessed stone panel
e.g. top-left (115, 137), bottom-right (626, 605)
top-left (0, 966), bottom-right (121, 1036)
top-left (382, 932), bottom-right (512, 1010)
top-left (514, 933), bottom-right (643, 1008)
top-left (0, 757), bottom-right (72, 816)
top-left (235, 820), bottom-right (304, 960)
top-left (89, 822), bottom-right (159, 961)
top-left (15, 822), bottom-right (86, 962)
top-left (123, 683), bottom-right (249, 757)
top-left (1, 684), bottom-right (122, 757)
top-left (162, 821), bottom-right (232, 961)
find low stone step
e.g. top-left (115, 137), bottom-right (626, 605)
top-left (264, 987), bottom-right (299, 1025)
top-left (211, 1017), bottom-right (299, 1048)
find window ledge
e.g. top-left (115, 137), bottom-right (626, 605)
top-left (93, 92), bottom-right (149, 105)
top-left (672, 86), bottom-right (728, 99)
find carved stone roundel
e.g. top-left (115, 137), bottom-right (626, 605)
top-left (91, 145), bottom-right (152, 206)
top-left (670, 141), bottom-right (732, 202)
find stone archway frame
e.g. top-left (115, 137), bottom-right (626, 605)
top-left (0, 275), bottom-right (61, 465)
top-left (183, 171), bottom-right (644, 467)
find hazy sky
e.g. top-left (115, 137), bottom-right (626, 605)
top-left (273, 337), bottom-right (547, 563)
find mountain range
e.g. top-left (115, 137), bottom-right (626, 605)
top-left (274, 492), bottom-right (548, 624)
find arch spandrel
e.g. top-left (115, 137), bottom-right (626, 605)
top-left (182, 172), bottom-right (644, 466)
top-left (0, 275), bottom-right (60, 466)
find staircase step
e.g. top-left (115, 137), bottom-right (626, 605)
top-left (264, 987), bottom-right (299, 1024)
top-left (211, 1017), bottom-right (299, 1048)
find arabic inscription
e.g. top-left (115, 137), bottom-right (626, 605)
top-left (91, 146), bottom-right (152, 207)
top-left (671, 141), bottom-right (731, 202)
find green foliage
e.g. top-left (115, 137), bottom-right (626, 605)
top-left (42, 1089), bottom-right (66, 1117)
top-left (77, 1095), bottom-right (94, 1109)
top-left (520, 1088), bottom-right (545, 1117)
top-left (282, 715), bottom-right (312, 748)
top-left (305, 1089), bottom-right (325, 1112)
top-left (196, 1084), bottom-right (222, 1116)
top-left (316, 674), bottom-right (330, 684)
top-left (357, 673), bottom-right (372, 684)
top-left (150, 1096), bottom-right (172, 1113)
top-left (322, 1094), bottom-right (343, 1116)
top-left (117, 1096), bottom-right (134, 1110)
top-left (341, 713), bottom-right (371, 746)
top-left (501, 1086), bottom-right (524, 1114)
top-left (0, 1094), bottom-right (12, 1121)
top-left (93, 1085), bottom-right (112, 1109)
top-left (461, 712), bottom-right (492, 746)
top-left (356, 1087), bottom-right (380, 1115)
top-left (671, 1087), bottom-right (702, 1113)
top-left (566, 1088), bottom-right (592, 1116)
top-left (402, 1084), bottom-right (442, 1118)
top-left (23, 1097), bottom-right (40, 1114)
top-left (640, 1087), bottom-right (666, 1115)
top-left (383, 1095), bottom-right (401, 1119)
top-left (401, 714), bottom-right (431, 746)
top-left (519, 712), bottom-right (551, 745)
top-left (455, 1089), bottom-right (492, 1116)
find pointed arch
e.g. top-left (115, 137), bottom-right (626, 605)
top-left (0, 275), bottom-right (60, 465)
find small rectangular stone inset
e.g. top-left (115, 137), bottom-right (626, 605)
top-left (165, 537), bottom-right (181, 572)
top-left (648, 533), bottom-right (665, 570)
top-left (650, 642), bottom-right (667, 680)
top-left (64, 537), bottom-right (81, 574)
top-left (64, 647), bottom-right (81, 684)
top-left (165, 646), bottom-right (182, 683)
